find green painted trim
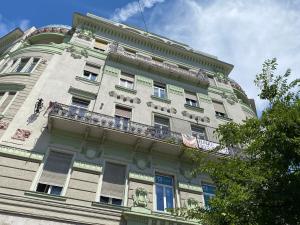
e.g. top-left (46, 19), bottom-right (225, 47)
top-left (0, 82), bottom-right (26, 91)
top-left (68, 86), bottom-right (97, 100)
top-left (129, 172), bottom-right (155, 184)
top-left (0, 145), bottom-right (44, 162)
top-left (178, 182), bottom-right (203, 193)
top-left (208, 86), bottom-right (233, 95)
top-left (73, 161), bottom-right (102, 174)
top-left (197, 93), bottom-right (212, 103)
top-left (24, 191), bottom-right (67, 202)
top-left (167, 84), bottom-right (184, 96)
top-left (115, 85), bottom-right (137, 94)
top-left (10, 44), bottom-right (64, 56)
top-left (151, 95), bottom-right (171, 104)
top-left (184, 104), bottom-right (204, 113)
top-left (75, 76), bottom-right (100, 86)
top-left (241, 103), bottom-right (256, 116)
top-left (136, 75), bottom-right (153, 87)
top-left (104, 65), bottom-right (120, 77)
top-left (91, 201), bottom-right (130, 211)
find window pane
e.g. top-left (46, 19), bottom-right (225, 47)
top-left (112, 198), bottom-right (122, 206)
top-left (165, 187), bottom-right (174, 209)
top-left (36, 183), bottom-right (49, 193)
top-left (203, 185), bottom-right (216, 194)
top-left (50, 186), bottom-right (63, 195)
top-left (155, 175), bottom-right (173, 186)
top-left (100, 196), bottom-right (109, 204)
top-left (156, 185), bottom-right (164, 211)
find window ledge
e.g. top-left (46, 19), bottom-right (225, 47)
top-left (24, 191), bottom-right (67, 202)
top-left (75, 76), bottom-right (100, 86)
top-left (151, 95), bottom-right (171, 104)
top-left (91, 201), bottom-right (130, 211)
top-left (115, 85), bottom-right (137, 94)
top-left (0, 72), bottom-right (31, 77)
top-left (184, 104), bottom-right (204, 113)
top-left (216, 115), bottom-right (232, 121)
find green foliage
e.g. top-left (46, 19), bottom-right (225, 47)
top-left (188, 59), bottom-right (300, 225)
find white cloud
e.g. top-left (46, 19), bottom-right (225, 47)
top-left (143, 0), bottom-right (300, 114)
top-left (0, 14), bottom-right (30, 37)
top-left (111, 0), bottom-right (165, 22)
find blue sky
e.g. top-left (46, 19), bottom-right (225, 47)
top-left (1, 0), bottom-right (300, 114)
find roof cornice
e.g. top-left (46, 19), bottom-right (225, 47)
top-left (0, 28), bottom-right (24, 52)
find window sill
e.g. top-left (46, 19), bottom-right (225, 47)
top-left (24, 191), bottom-right (67, 202)
top-left (91, 201), bottom-right (130, 211)
top-left (215, 115), bottom-right (232, 121)
top-left (75, 76), bottom-right (100, 86)
top-left (115, 85), bottom-right (137, 94)
top-left (151, 95), bottom-right (171, 104)
top-left (184, 104), bottom-right (204, 113)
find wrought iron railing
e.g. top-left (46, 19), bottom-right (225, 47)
top-left (107, 43), bottom-right (210, 87)
top-left (49, 103), bottom-right (182, 145)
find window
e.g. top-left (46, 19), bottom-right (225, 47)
top-left (83, 63), bottom-right (100, 81)
top-left (94, 39), bottom-right (108, 51)
top-left (185, 91), bottom-right (198, 107)
top-left (36, 151), bottom-right (73, 196)
top-left (154, 115), bottom-right (170, 136)
top-left (202, 184), bottom-right (216, 208)
top-left (191, 125), bottom-right (207, 140)
top-left (100, 162), bottom-right (126, 206)
top-left (25, 58), bottom-right (39, 73)
top-left (13, 58), bottom-right (30, 72)
top-left (115, 106), bottom-right (132, 130)
top-left (212, 101), bottom-right (227, 118)
top-left (154, 82), bottom-right (167, 99)
top-left (69, 97), bottom-right (90, 118)
top-left (119, 72), bottom-right (134, 89)
top-left (155, 174), bottom-right (174, 211)
top-left (0, 92), bottom-right (16, 114)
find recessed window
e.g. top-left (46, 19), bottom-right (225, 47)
top-left (94, 39), bottom-right (108, 51)
top-left (119, 72), bottom-right (134, 89)
top-left (191, 125), bottom-right (206, 140)
top-left (185, 91), bottom-right (198, 107)
top-left (36, 150), bottom-right (73, 196)
top-left (25, 58), bottom-right (39, 73)
top-left (154, 82), bottom-right (167, 99)
top-left (154, 115), bottom-right (170, 135)
top-left (115, 105), bottom-right (132, 130)
top-left (83, 63), bottom-right (100, 81)
top-left (0, 92), bottom-right (16, 114)
top-left (13, 58), bottom-right (30, 72)
top-left (202, 184), bottom-right (216, 208)
top-left (100, 162), bottom-right (126, 206)
top-left (212, 100), bottom-right (227, 118)
top-left (69, 97), bottom-right (90, 118)
top-left (155, 174), bottom-right (174, 212)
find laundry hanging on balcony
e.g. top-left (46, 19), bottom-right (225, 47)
top-left (181, 134), bottom-right (198, 149)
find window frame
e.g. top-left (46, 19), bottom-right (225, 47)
top-left (119, 72), bottom-right (135, 90)
top-left (31, 148), bottom-right (75, 197)
top-left (202, 183), bottom-right (216, 209)
top-left (153, 82), bottom-right (167, 99)
top-left (0, 91), bottom-right (18, 115)
top-left (191, 124), bottom-right (207, 140)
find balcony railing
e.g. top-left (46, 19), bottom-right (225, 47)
top-left (107, 43), bottom-right (210, 87)
top-left (28, 25), bottom-right (71, 38)
top-left (49, 103), bottom-right (182, 144)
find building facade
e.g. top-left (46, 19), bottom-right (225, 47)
top-left (0, 13), bottom-right (256, 225)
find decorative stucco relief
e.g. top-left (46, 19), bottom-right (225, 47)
top-left (11, 129), bottom-right (31, 141)
top-left (147, 101), bottom-right (177, 114)
top-left (0, 120), bottom-right (9, 130)
top-left (109, 91), bottom-right (141, 104)
top-left (133, 187), bottom-right (149, 208)
top-left (182, 111), bottom-right (210, 123)
top-left (221, 92), bottom-right (239, 105)
top-left (66, 45), bottom-right (88, 59)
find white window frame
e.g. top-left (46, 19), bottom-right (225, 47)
top-left (83, 70), bottom-right (98, 81)
top-left (8, 57), bottom-right (40, 73)
top-left (0, 91), bottom-right (18, 115)
top-left (30, 148), bottom-right (75, 196)
top-left (153, 172), bottom-right (176, 212)
top-left (153, 83), bottom-right (167, 99)
top-left (119, 78), bottom-right (134, 89)
top-left (23, 57), bottom-right (41, 73)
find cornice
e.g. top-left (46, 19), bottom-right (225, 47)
top-left (0, 145), bottom-right (44, 162)
top-left (0, 28), bottom-right (24, 51)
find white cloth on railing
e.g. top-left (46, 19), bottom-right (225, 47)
top-left (182, 134), bottom-right (198, 149)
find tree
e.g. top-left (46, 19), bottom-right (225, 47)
top-left (187, 58), bottom-right (300, 225)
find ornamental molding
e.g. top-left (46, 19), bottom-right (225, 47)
top-left (178, 182), bottom-right (203, 193)
top-left (136, 75), bottom-right (153, 87)
top-left (0, 145), bottom-right (44, 161)
top-left (197, 93), bottom-right (212, 103)
top-left (132, 187), bottom-right (149, 208)
top-left (214, 72), bottom-right (229, 84)
top-left (0, 120), bottom-right (9, 130)
top-left (167, 84), bottom-right (184, 96)
top-left (66, 45), bottom-right (89, 59)
top-left (129, 171), bottom-right (155, 184)
top-left (109, 91), bottom-right (141, 104)
top-left (11, 129), bottom-right (31, 141)
top-left (73, 160), bottom-right (102, 174)
top-left (133, 154), bottom-right (151, 170)
top-left (181, 111), bottom-right (210, 123)
top-left (146, 101), bottom-right (177, 114)
top-left (76, 29), bottom-right (94, 41)
top-left (221, 92), bottom-right (238, 105)
top-left (104, 65), bottom-right (120, 77)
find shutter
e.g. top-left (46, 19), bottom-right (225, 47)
top-left (94, 40), bottom-right (108, 50)
top-left (120, 72), bottom-right (135, 82)
top-left (0, 92), bottom-right (16, 113)
top-left (84, 63), bottom-right (100, 74)
top-left (115, 106), bottom-right (132, 118)
top-left (39, 151), bottom-right (73, 187)
top-left (185, 91), bottom-right (197, 101)
top-left (101, 162), bottom-right (126, 199)
top-left (213, 101), bottom-right (226, 114)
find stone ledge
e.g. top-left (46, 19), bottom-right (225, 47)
top-left (129, 172), bottom-right (155, 184)
top-left (151, 95), bottom-right (171, 104)
top-left (0, 145), bottom-right (44, 162)
top-left (24, 191), bottom-right (67, 202)
top-left (115, 85), bottom-right (137, 94)
top-left (178, 182), bottom-right (203, 193)
top-left (91, 201), bottom-right (130, 211)
top-left (184, 104), bottom-right (204, 113)
top-left (73, 161), bottom-right (102, 174)
top-left (75, 76), bottom-right (100, 86)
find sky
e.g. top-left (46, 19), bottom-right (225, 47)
top-left (1, 0), bottom-right (300, 115)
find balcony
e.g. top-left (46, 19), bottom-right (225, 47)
top-left (48, 103), bottom-right (183, 155)
top-left (107, 43), bottom-right (210, 88)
